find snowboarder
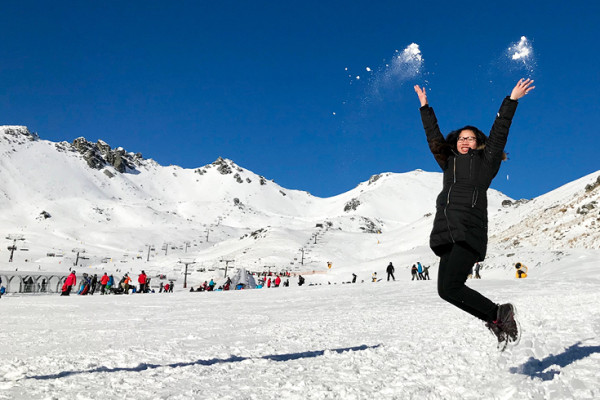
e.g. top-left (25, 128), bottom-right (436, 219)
top-left (352, 273), bottom-right (357, 283)
top-left (414, 78), bottom-right (534, 350)
top-left (372, 272), bottom-right (378, 282)
top-left (298, 275), bottom-right (305, 286)
top-left (386, 262), bottom-right (395, 281)
top-left (475, 263), bottom-right (482, 279)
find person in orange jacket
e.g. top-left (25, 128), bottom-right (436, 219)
top-left (122, 274), bottom-right (132, 294)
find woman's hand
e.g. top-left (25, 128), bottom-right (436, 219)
top-left (414, 85), bottom-right (428, 107)
top-left (510, 78), bottom-right (535, 100)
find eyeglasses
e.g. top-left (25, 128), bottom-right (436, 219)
top-left (457, 137), bottom-right (477, 143)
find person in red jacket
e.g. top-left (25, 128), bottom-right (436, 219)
top-left (267, 278), bottom-right (271, 288)
top-left (100, 272), bottom-right (109, 295)
top-left (61, 271), bottom-right (77, 296)
top-left (274, 275), bottom-right (281, 287)
top-left (138, 271), bottom-right (148, 293)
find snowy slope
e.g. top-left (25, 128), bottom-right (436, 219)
top-left (490, 170), bottom-right (600, 250)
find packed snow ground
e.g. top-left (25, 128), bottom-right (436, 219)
top-left (1, 253), bottom-right (599, 400)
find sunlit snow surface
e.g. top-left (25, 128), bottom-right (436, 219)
top-left (1, 256), bottom-right (599, 399)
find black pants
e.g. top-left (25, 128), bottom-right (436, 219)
top-left (387, 273), bottom-right (395, 281)
top-left (437, 242), bottom-right (497, 322)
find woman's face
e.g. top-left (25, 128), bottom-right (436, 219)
top-left (457, 129), bottom-right (478, 154)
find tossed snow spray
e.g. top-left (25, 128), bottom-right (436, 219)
top-left (337, 43), bottom-right (424, 114)
top-left (506, 36), bottom-right (535, 75)
top-left (388, 43), bottom-right (423, 81)
top-left (364, 43), bottom-right (424, 99)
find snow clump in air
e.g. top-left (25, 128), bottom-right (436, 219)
top-left (506, 36), bottom-right (536, 75)
top-left (508, 36), bottom-right (532, 60)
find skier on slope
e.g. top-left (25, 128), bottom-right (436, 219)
top-left (414, 78), bottom-right (535, 350)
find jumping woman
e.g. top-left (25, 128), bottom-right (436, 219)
top-left (414, 78), bottom-right (535, 350)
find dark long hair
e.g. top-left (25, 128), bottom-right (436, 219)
top-left (430, 125), bottom-right (506, 164)
top-left (445, 125), bottom-right (487, 150)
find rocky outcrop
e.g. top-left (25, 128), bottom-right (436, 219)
top-left (502, 199), bottom-right (530, 208)
top-left (368, 174), bottom-right (383, 185)
top-left (71, 138), bottom-right (143, 173)
top-left (577, 201), bottom-right (597, 215)
top-left (585, 176), bottom-right (600, 192)
top-left (0, 126), bottom-right (39, 144)
top-left (359, 217), bottom-right (382, 234)
top-left (36, 210), bottom-right (51, 220)
top-left (213, 157), bottom-right (233, 175)
top-left (344, 198), bottom-right (361, 212)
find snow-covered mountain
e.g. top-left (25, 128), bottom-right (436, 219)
top-left (1, 125), bottom-right (598, 284)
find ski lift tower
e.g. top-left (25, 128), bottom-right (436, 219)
top-left (72, 248), bottom-right (86, 266)
top-left (146, 244), bottom-right (155, 262)
top-left (178, 258), bottom-right (196, 289)
top-left (219, 259), bottom-right (234, 278)
top-left (6, 234), bottom-right (25, 262)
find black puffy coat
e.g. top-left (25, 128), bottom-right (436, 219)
top-left (420, 96), bottom-right (518, 261)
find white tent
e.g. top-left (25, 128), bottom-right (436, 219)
top-left (230, 268), bottom-right (257, 289)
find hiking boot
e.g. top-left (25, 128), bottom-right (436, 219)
top-left (495, 303), bottom-right (521, 345)
top-left (485, 320), bottom-right (507, 351)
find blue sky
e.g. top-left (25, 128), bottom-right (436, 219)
top-left (2, 1), bottom-right (599, 199)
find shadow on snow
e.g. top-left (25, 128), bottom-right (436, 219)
top-left (510, 341), bottom-right (600, 381)
top-left (26, 344), bottom-right (381, 381)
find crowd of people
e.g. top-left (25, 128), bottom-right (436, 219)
top-left (410, 262), bottom-right (431, 280)
top-left (54, 259), bottom-right (526, 297)
top-left (60, 270), bottom-right (175, 296)
top-left (59, 269), bottom-right (306, 296)
top-left (367, 262), bottom-right (432, 283)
